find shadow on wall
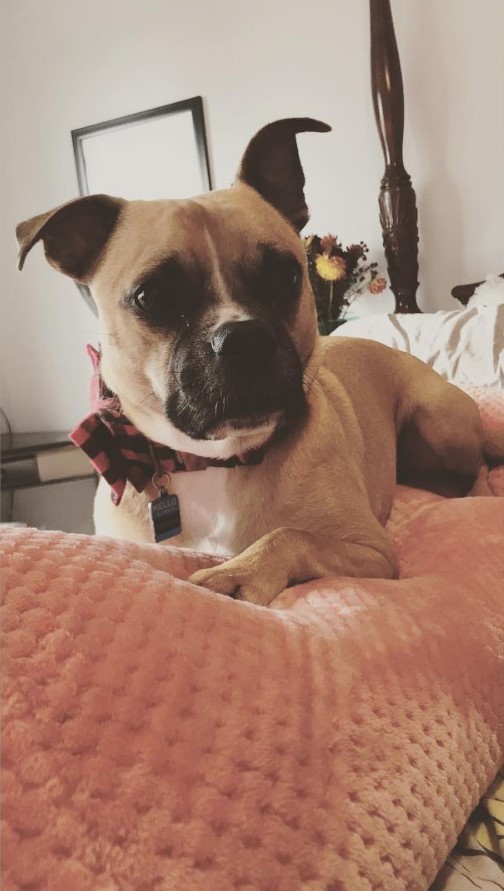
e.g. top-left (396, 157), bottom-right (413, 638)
top-left (408, 0), bottom-right (464, 312)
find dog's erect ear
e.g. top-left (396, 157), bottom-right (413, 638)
top-left (236, 118), bottom-right (331, 232)
top-left (16, 194), bottom-right (123, 282)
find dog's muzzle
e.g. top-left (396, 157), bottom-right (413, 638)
top-left (165, 318), bottom-right (306, 440)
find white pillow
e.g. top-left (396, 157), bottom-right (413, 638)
top-left (331, 305), bottom-right (504, 389)
top-left (467, 273), bottom-right (504, 308)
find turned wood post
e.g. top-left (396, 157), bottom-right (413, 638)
top-left (370, 0), bottom-right (420, 312)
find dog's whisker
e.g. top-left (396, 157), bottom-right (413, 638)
top-left (133, 391), bottom-right (157, 410)
top-left (176, 393), bottom-right (192, 416)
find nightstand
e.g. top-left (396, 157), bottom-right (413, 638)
top-left (1, 432), bottom-right (97, 533)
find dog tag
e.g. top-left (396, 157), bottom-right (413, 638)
top-left (149, 489), bottom-right (182, 543)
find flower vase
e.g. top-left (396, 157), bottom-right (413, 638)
top-left (316, 280), bottom-right (348, 335)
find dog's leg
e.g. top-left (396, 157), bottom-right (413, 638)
top-left (398, 373), bottom-right (485, 485)
top-left (189, 524), bottom-right (397, 606)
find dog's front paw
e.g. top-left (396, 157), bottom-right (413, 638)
top-left (189, 558), bottom-right (282, 607)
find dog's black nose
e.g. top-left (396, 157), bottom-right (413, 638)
top-left (211, 320), bottom-right (277, 358)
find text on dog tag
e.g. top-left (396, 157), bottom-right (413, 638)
top-left (149, 490), bottom-right (182, 543)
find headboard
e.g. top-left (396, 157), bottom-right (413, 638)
top-left (370, 0), bottom-right (419, 313)
top-left (370, 0), bottom-right (502, 312)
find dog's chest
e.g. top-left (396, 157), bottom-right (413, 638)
top-left (170, 467), bottom-right (237, 556)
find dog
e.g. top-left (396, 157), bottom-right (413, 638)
top-left (16, 118), bottom-right (500, 606)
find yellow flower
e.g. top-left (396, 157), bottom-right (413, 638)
top-left (315, 253), bottom-right (346, 282)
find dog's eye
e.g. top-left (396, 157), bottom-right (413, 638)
top-left (133, 287), bottom-right (147, 309)
top-left (260, 254), bottom-right (302, 306)
top-left (285, 264), bottom-right (300, 290)
top-left (129, 282), bottom-right (181, 323)
top-left (132, 285), bottom-right (160, 310)
top-left (126, 259), bottom-right (195, 328)
top-left (249, 247), bottom-right (303, 307)
top-left (127, 279), bottom-right (194, 330)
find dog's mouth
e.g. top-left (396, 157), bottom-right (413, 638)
top-left (165, 340), bottom-right (306, 442)
top-left (167, 383), bottom-right (305, 441)
top-left (204, 412), bottom-right (281, 444)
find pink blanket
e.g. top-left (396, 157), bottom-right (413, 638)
top-left (2, 389), bottom-right (504, 891)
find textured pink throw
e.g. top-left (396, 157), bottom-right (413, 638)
top-left (2, 389), bottom-right (504, 891)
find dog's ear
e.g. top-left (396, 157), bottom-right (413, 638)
top-left (236, 118), bottom-right (331, 232)
top-left (16, 194), bottom-right (123, 282)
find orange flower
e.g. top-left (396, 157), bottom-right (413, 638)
top-left (368, 276), bottom-right (387, 294)
top-left (320, 234), bottom-right (337, 253)
top-left (315, 253), bottom-right (346, 282)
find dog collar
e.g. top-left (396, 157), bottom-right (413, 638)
top-left (69, 345), bottom-right (263, 506)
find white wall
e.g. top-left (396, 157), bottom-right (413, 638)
top-left (1, 0), bottom-right (503, 433)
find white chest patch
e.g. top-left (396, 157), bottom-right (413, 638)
top-left (169, 467), bottom-right (236, 556)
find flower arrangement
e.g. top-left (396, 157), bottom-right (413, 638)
top-left (304, 234), bottom-right (387, 335)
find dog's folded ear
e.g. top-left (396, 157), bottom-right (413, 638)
top-left (236, 118), bottom-right (331, 232)
top-left (16, 194), bottom-right (123, 282)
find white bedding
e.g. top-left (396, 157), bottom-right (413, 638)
top-left (332, 304), bottom-right (504, 389)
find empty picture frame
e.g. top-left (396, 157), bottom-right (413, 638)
top-left (71, 96), bottom-right (212, 310)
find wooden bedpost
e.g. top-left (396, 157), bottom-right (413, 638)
top-left (370, 0), bottom-right (420, 312)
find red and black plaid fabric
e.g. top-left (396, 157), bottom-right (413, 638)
top-left (70, 346), bottom-right (259, 505)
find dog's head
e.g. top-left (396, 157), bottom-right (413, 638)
top-left (17, 118), bottom-right (330, 458)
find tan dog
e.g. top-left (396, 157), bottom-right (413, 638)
top-left (16, 119), bottom-right (497, 606)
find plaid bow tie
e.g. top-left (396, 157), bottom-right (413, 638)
top-left (70, 346), bottom-right (260, 505)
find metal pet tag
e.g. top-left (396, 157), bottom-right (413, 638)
top-left (149, 488), bottom-right (182, 543)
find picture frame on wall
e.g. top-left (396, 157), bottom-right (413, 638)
top-left (71, 96), bottom-right (212, 311)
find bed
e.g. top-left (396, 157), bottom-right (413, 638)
top-left (350, 2), bottom-right (504, 887)
top-left (2, 3), bottom-right (503, 891)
